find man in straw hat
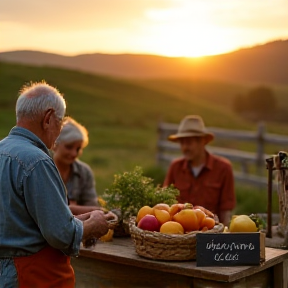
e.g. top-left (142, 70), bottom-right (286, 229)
top-left (163, 115), bottom-right (236, 226)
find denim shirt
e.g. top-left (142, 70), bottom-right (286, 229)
top-left (0, 127), bottom-right (83, 258)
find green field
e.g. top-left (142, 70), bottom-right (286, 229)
top-left (1, 61), bottom-right (287, 215)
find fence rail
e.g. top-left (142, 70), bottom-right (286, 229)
top-left (157, 122), bottom-right (288, 189)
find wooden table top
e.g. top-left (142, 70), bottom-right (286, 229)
top-left (79, 237), bottom-right (288, 283)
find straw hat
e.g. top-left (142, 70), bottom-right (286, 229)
top-left (168, 115), bottom-right (214, 143)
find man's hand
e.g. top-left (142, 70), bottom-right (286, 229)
top-left (75, 211), bottom-right (92, 221)
top-left (82, 210), bottom-right (109, 241)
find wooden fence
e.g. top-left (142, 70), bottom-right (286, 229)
top-left (157, 121), bottom-right (288, 189)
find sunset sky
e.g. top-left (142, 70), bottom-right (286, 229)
top-left (1, 0), bottom-right (288, 57)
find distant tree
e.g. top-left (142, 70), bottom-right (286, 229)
top-left (248, 86), bottom-right (276, 115)
top-left (233, 94), bottom-right (247, 113)
top-left (232, 86), bottom-right (277, 121)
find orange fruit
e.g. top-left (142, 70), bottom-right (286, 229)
top-left (169, 203), bottom-right (184, 217)
top-left (136, 206), bottom-right (154, 223)
top-left (153, 203), bottom-right (170, 213)
top-left (154, 208), bottom-right (171, 225)
top-left (100, 229), bottom-right (114, 242)
top-left (194, 208), bottom-right (206, 227)
top-left (160, 221), bottom-right (184, 234)
top-left (173, 209), bottom-right (199, 232)
top-left (201, 217), bottom-right (216, 230)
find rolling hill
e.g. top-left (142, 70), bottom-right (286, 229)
top-left (0, 39), bottom-right (287, 85)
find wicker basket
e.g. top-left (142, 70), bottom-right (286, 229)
top-left (129, 216), bottom-right (224, 261)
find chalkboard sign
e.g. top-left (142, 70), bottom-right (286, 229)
top-left (196, 233), bottom-right (261, 267)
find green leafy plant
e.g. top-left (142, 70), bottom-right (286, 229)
top-left (249, 214), bottom-right (267, 231)
top-left (103, 166), bottom-right (179, 220)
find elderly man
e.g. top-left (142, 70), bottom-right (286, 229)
top-left (163, 115), bottom-right (236, 226)
top-left (0, 82), bottom-right (110, 287)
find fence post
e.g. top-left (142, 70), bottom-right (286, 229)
top-left (156, 121), bottom-right (162, 166)
top-left (256, 122), bottom-right (266, 176)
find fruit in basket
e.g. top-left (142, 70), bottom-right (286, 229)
top-left (194, 209), bottom-right (206, 226)
top-left (193, 205), bottom-right (214, 218)
top-left (137, 214), bottom-right (160, 232)
top-left (169, 203), bottom-right (184, 217)
top-left (173, 208), bottom-right (199, 232)
top-left (136, 203), bottom-right (218, 234)
top-left (154, 208), bottom-right (171, 225)
top-left (169, 203), bottom-right (192, 217)
top-left (153, 203), bottom-right (170, 213)
top-left (136, 205), bottom-right (154, 222)
top-left (229, 215), bottom-right (257, 232)
top-left (200, 216), bottom-right (216, 230)
top-left (160, 221), bottom-right (184, 234)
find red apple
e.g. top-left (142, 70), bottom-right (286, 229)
top-left (137, 214), bottom-right (160, 232)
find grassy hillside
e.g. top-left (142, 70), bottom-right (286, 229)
top-left (1, 61), bottom-right (288, 214)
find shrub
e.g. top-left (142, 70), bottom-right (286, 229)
top-left (103, 166), bottom-right (179, 220)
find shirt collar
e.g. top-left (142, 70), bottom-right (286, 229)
top-left (181, 150), bottom-right (214, 171)
top-left (9, 126), bottom-right (51, 156)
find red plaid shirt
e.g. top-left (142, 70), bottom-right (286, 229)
top-left (163, 151), bottom-right (236, 216)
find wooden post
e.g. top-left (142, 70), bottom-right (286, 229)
top-left (156, 121), bottom-right (162, 166)
top-left (241, 161), bottom-right (249, 175)
top-left (266, 157), bottom-right (274, 238)
top-left (256, 122), bottom-right (265, 176)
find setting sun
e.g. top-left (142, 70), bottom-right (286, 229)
top-left (142, 23), bottom-right (236, 57)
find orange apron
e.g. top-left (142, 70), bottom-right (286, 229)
top-left (13, 245), bottom-right (75, 288)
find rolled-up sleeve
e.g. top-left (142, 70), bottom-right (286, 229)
top-left (23, 159), bottom-right (83, 256)
top-left (67, 217), bottom-right (83, 256)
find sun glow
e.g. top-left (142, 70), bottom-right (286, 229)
top-left (137, 20), bottom-right (239, 58)
top-left (140, 3), bottom-right (239, 57)
top-left (146, 25), bottom-right (236, 57)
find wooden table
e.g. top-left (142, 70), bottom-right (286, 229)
top-left (71, 237), bottom-right (288, 288)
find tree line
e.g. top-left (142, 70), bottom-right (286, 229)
top-left (233, 86), bottom-right (287, 122)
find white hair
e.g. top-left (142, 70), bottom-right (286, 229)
top-left (55, 117), bottom-right (89, 148)
top-left (16, 81), bottom-right (66, 122)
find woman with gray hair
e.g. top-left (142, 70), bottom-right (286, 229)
top-left (53, 117), bottom-right (98, 208)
